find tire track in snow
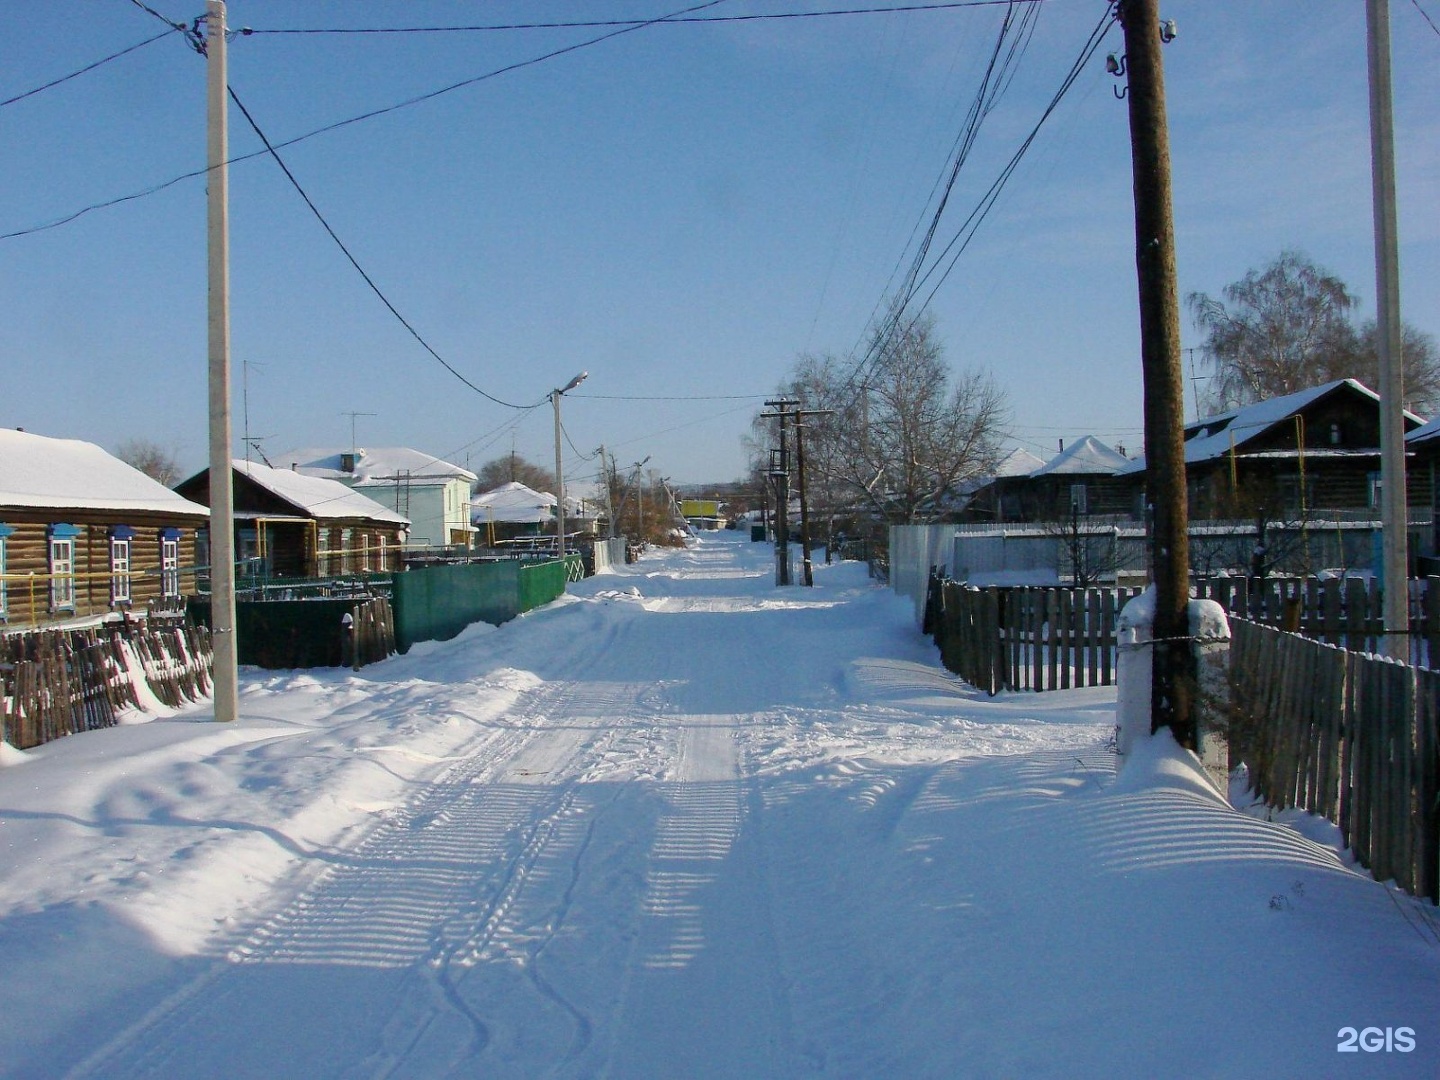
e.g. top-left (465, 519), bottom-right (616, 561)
top-left (64, 655), bottom-right (667, 1080)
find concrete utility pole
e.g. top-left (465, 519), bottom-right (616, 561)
top-left (1366, 0), bottom-right (1409, 659)
top-left (552, 372), bottom-right (588, 560)
top-left (206, 0), bottom-right (238, 723)
top-left (598, 445), bottom-right (616, 539)
top-left (1119, 0), bottom-right (1193, 747)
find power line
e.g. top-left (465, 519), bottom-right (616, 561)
top-left (240, 2), bottom-right (1036, 35)
top-left (0, 0), bottom-right (730, 242)
top-left (0, 27), bottom-right (183, 109)
top-left (576, 393), bottom-right (770, 401)
top-left (226, 85), bottom-right (542, 411)
top-left (1412, 0), bottom-right (1440, 37)
top-left (910, 6), bottom-right (1113, 310)
top-left (837, 2), bottom-right (1115, 418)
top-left (826, 1), bottom-right (1046, 414)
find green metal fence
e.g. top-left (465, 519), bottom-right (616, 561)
top-left (390, 557), bottom-right (573, 653)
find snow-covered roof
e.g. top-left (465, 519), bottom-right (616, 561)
top-left (233, 460), bottom-right (409, 525)
top-left (471, 481), bottom-right (555, 524)
top-left (0, 428), bottom-right (209, 517)
top-left (1031, 436), bottom-right (1129, 478)
top-left (1122, 378), bottom-right (1424, 473)
top-left (992, 447), bottom-right (1047, 479)
top-left (1406, 414), bottom-right (1440, 445)
top-left (278, 447), bottom-right (477, 484)
top-left (954, 448), bottom-right (1047, 499)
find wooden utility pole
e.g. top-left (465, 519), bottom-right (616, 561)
top-left (795, 413), bottom-right (814, 586)
top-left (792, 409), bottom-right (833, 587)
top-left (1119, 0), bottom-right (1193, 747)
top-left (763, 400), bottom-right (799, 586)
top-left (206, 0), bottom-right (238, 722)
top-left (1366, 0), bottom-right (1409, 659)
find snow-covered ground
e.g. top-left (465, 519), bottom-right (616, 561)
top-left (1, 533), bottom-right (1435, 1079)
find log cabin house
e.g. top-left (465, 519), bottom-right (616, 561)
top-left (0, 429), bottom-right (209, 628)
top-left (174, 459), bottom-right (410, 583)
top-left (1123, 378), bottom-right (1427, 520)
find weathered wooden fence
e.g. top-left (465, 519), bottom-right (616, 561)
top-left (343, 597), bottom-right (397, 670)
top-left (1, 619), bottom-right (213, 750)
top-left (1195, 575), bottom-right (1440, 668)
top-left (926, 576), bottom-right (1143, 694)
top-left (1228, 619), bottom-right (1439, 903)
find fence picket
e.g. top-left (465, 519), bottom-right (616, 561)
top-left (2, 620), bottom-right (214, 751)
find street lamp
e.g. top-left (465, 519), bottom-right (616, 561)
top-left (552, 371), bottom-right (588, 559)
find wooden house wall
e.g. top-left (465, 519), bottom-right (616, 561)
top-left (314, 522), bottom-right (406, 576)
top-left (1025, 475), bottom-right (1139, 521)
top-left (1, 515), bottom-right (203, 627)
top-left (1187, 453), bottom-right (1427, 518)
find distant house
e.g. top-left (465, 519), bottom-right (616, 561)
top-left (1028, 436), bottom-right (1137, 519)
top-left (278, 447), bottom-right (477, 550)
top-left (0, 428), bottom-right (209, 627)
top-left (471, 482), bottom-right (556, 545)
top-left (1405, 416), bottom-right (1440, 559)
top-left (968, 438), bottom-right (1135, 524)
top-left (1122, 379), bottom-right (1426, 520)
top-left (175, 460), bottom-right (409, 581)
top-left (958, 447), bottom-right (1046, 522)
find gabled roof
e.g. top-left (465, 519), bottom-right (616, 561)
top-left (0, 428), bottom-right (208, 517)
top-left (1406, 415), bottom-right (1440, 445)
top-left (1031, 436), bottom-right (1130, 477)
top-left (278, 446), bottom-right (477, 484)
top-left (230, 460), bottom-right (409, 525)
top-left (956, 447), bottom-right (1046, 496)
top-left (993, 446), bottom-right (1047, 479)
top-left (471, 481), bottom-right (555, 524)
top-left (1121, 378), bottom-right (1424, 473)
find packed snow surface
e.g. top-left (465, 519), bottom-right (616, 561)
top-left (1, 534), bottom-right (1435, 1078)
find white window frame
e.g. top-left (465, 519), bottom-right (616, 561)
top-left (161, 535), bottom-right (181, 599)
top-left (378, 535), bottom-right (388, 572)
top-left (360, 532), bottom-right (371, 573)
top-left (49, 535), bottom-right (76, 612)
top-left (110, 535), bottom-right (132, 605)
top-left (1069, 483), bottom-right (1089, 516)
top-left (316, 528), bottom-right (330, 577)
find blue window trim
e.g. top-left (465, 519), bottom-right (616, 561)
top-left (49, 523), bottom-right (81, 539)
top-left (110, 525), bottom-right (137, 540)
top-left (159, 527), bottom-right (182, 540)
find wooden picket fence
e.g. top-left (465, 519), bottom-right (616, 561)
top-left (1195, 575), bottom-right (1440, 668)
top-left (926, 576), bottom-right (1142, 695)
top-left (1228, 618), bottom-right (1439, 904)
top-left (1, 619), bottom-right (213, 750)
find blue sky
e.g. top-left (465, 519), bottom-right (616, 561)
top-left (3, 1), bottom-right (1437, 489)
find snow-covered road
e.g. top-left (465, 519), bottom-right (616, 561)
top-left (1, 534), bottom-right (1436, 1078)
